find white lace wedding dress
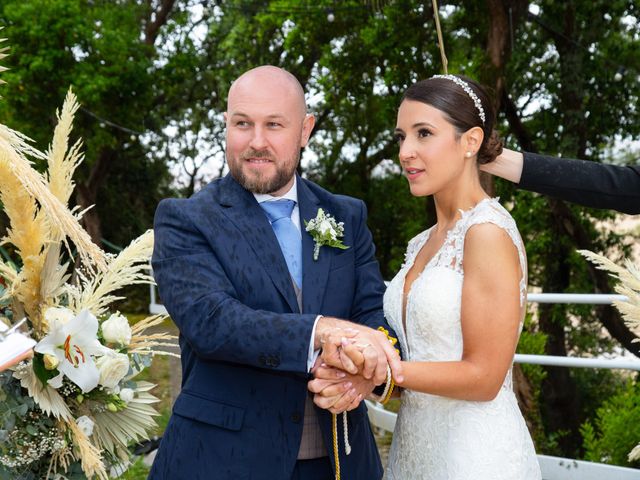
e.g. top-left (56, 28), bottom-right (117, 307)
top-left (383, 198), bottom-right (541, 480)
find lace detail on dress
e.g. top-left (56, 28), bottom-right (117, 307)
top-left (383, 198), bottom-right (540, 480)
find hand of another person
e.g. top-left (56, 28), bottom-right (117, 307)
top-left (308, 362), bottom-right (375, 414)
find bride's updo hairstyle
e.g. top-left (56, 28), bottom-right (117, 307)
top-left (402, 75), bottom-right (503, 165)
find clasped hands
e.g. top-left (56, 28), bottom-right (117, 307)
top-left (308, 317), bottom-right (402, 414)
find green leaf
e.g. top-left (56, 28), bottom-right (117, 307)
top-left (31, 354), bottom-right (58, 387)
top-left (15, 404), bottom-right (28, 417)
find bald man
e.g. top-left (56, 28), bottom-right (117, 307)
top-left (149, 66), bottom-right (398, 480)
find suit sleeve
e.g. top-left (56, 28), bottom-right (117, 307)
top-left (518, 152), bottom-right (640, 214)
top-left (152, 199), bottom-right (317, 374)
top-left (349, 199), bottom-right (401, 346)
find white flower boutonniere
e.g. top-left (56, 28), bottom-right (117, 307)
top-left (304, 208), bottom-right (349, 260)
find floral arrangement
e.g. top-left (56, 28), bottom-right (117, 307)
top-left (579, 249), bottom-right (640, 461)
top-left (0, 35), bottom-right (176, 479)
top-left (304, 208), bottom-right (348, 260)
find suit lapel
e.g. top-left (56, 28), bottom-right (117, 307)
top-left (297, 177), bottom-right (331, 315)
top-left (217, 174), bottom-right (299, 313)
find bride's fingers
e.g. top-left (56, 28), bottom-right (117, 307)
top-left (346, 335), bottom-right (386, 382)
top-left (314, 381), bottom-right (353, 398)
top-left (338, 343), bottom-right (360, 374)
top-left (312, 364), bottom-right (347, 380)
top-left (329, 391), bottom-right (362, 414)
top-left (313, 390), bottom-right (345, 410)
top-left (341, 343), bottom-right (365, 368)
top-left (345, 394), bottom-right (363, 412)
top-left (363, 344), bottom-right (383, 382)
top-left (371, 348), bottom-right (388, 385)
top-left (308, 378), bottom-right (327, 394)
top-left (373, 330), bottom-right (404, 383)
top-left (320, 339), bottom-right (343, 370)
top-left (308, 377), bottom-right (343, 394)
top-left (321, 333), bottom-right (359, 373)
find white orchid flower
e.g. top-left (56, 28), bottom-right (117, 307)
top-left (35, 309), bottom-right (108, 393)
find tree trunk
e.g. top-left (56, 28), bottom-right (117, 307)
top-left (482, 0), bottom-right (538, 421)
top-left (481, 0), bottom-right (530, 194)
top-left (75, 148), bottom-right (114, 247)
top-left (538, 201), bottom-right (582, 456)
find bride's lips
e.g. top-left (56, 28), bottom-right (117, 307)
top-left (404, 168), bottom-right (424, 181)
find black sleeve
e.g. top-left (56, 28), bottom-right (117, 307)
top-left (518, 152), bottom-right (640, 214)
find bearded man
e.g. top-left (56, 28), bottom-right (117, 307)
top-left (149, 66), bottom-right (400, 480)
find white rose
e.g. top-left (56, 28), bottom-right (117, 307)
top-left (43, 354), bottom-right (60, 370)
top-left (44, 306), bottom-right (75, 328)
top-left (101, 313), bottom-right (132, 346)
top-left (96, 353), bottom-right (130, 389)
top-left (76, 415), bottom-right (94, 437)
top-left (119, 388), bottom-right (135, 403)
top-left (318, 219), bottom-right (334, 236)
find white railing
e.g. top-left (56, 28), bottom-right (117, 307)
top-left (149, 277), bottom-right (167, 315)
top-left (515, 354), bottom-right (640, 371)
top-left (527, 293), bottom-right (627, 304)
top-left (366, 292), bottom-right (640, 480)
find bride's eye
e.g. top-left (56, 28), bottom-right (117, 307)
top-left (394, 133), bottom-right (405, 144)
top-left (417, 128), bottom-right (432, 139)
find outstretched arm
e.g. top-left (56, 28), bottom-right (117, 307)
top-left (482, 149), bottom-right (640, 214)
top-left (480, 148), bottom-right (524, 183)
top-left (153, 198), bottom-right (319, 374)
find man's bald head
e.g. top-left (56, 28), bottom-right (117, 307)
top-left (224, 65), bottom-right (315, 196)
top-left (227, 65), bottom-right (307, 118)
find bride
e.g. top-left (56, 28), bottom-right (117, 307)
top-left (382, 74), bottom-right (541, 479)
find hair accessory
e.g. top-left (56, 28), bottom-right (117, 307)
top-left (431, 74), bottom-right (486, 125)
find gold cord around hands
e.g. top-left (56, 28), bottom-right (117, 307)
top-left (331, 328), bottom-right (400, 479)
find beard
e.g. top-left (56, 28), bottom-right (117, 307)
top-left (228, 148), bottom-right (300, 194)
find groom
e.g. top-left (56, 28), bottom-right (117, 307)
top-left (149, 66), bottom-right (400, 480)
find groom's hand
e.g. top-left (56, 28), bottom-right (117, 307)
top-left (315, 317), bottom-right (402, 385)
top-left (308, 363), bottom-right (375, 414)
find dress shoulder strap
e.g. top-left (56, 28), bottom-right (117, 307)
top-left (402, 227), bottom-right (433, 268)
top-left (459, 199), bottom-right (528, 306)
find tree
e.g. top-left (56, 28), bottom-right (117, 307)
top-left (0, 0), bottom-right (181, 249)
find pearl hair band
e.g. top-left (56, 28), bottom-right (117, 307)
top-left (431, 74), bottom-right (486, 125)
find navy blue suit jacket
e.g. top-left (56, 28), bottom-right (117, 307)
top-left (148, 174), bottom-right (392, 479)
top-left (520, 152), bottom-right (640, 214)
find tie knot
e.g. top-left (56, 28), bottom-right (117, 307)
top-left (260, 199), bottom-right (296, 222)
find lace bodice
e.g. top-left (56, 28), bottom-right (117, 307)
top-left (383, 198), bottom-right (541, 480)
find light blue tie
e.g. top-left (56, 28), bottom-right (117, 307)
top-left (260, 199), bottom-right (303, 288)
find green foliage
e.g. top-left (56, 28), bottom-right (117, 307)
top-left (0, 0), bottom-right (175, 249)
top-left (582, 381), bottom-right (640, 467)
top-left (31, 354), bottom-right (58, 387)
top-left (0, 0), bottom-right (638, 465)
top-left (119, 457), bottom-right (150, 479)
top-left (517, 314), bottom-right (548, 389)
